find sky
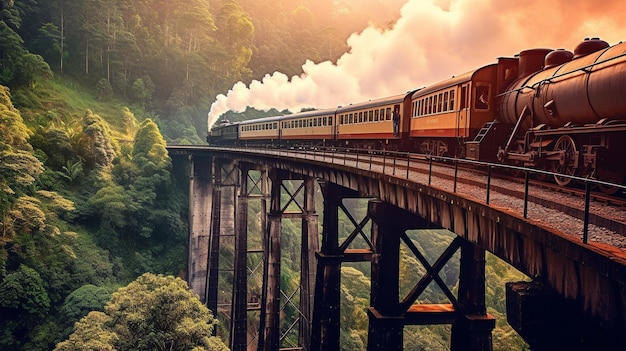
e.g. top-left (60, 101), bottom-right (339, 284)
top-left (207, 0), bottom-right (626, 129)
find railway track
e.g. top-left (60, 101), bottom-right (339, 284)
top-left (285, 147), bottom-right (626, 246)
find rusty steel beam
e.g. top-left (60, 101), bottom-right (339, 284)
top-left (367, 200), bottom-right (403, 351)
top-left (311, 182), bottom-right (354, 351)
top-left (230, 163), bottom-right (249, 351)
top-left (261, 169), bottom-right (285, 351)
top-left (450, 242), bottom-right (495, 351)
top-left (205, 160), bottom-right (221, 335)
top-left (299, 177), bottom-right (319, 350)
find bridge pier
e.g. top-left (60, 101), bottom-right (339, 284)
top-left (311, 183), bottom-right (358, 351)
top-left (260, 170), bottom-right (320, 351)
top-left (206, 159), bottom-right (222, 335)
top-left (367, 199), bottom-right (495, 351)
top-left (230, 163), bottom-right (250, 351)
top-left (367, 200), bottom-right (404, 351)
top-left (450, 242), bottom-right (495, 351)
top-left (187, 155), bottom-right (212, 300)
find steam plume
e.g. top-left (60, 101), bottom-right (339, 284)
top-left (208, 0), bottom-right (626, 130)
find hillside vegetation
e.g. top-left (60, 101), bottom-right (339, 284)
top-left (0, 0), bottom-right (529, 349)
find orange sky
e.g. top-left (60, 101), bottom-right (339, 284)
top-left (208, 0), bottom-right (626, 128)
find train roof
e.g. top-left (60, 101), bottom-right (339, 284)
top-left (239, 115), bottom-right (284, 125)
top-left (280, 108), bottom-right (338, 121)
top-left (412, 64), bottom-right (496, 98)
top-left (210, 120), bottom-right (240, 130)
top-left (336, 92), bottom-right (411, 113)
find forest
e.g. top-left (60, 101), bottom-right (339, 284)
top-left (0, 0), bottom-right (528, 349)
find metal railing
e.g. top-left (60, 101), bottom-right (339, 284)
top-left (203, 143), bottom-right (626, 245)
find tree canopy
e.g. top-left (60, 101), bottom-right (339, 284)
top-left (54, 273), bottom-right (228, 351)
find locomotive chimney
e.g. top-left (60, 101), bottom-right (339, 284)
top-left (517, 48), bottom-right (552, 78)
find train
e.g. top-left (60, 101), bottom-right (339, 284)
top-left (208, 38), bottom-right (626, 194)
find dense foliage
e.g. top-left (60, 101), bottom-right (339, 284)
top-left (54, 273), bottom-right (228, 351)
top-left (0, 0), bottom-right (530, 349)
top-left (2, 0), bottom-right (391, 143)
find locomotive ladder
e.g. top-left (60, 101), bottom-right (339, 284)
top-left (473, 121), bottom-right (496, 142)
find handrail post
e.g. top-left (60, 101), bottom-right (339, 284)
top-left (428, 157), bottom-right (433, 185)
top-left (393, 152), bottom-right (396, 176)
top-left (486, 166), bottom-right (492, 204)
top-left (523, 171), bottom-right (530, 218)
top-left (453, 160), bottom-right (459, 193)
top-left (383, 151), bottom-right (387, 174)
top-left (583, 179), bottom-right (591, 244)
top-left (406, 152), bottom-right (410, 179)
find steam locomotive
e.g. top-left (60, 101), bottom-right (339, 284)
top-left (208, 38), bottom-right (626, 193)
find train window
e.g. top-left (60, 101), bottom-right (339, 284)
top-left (313, 119), bottom-right (317, 127)
top-left (434, 95), bottom-right (439, 113)
top-left (460, 86), bottom-right (468, 109)
top-left (438, 93), bottom-right (443, 112)
top-left (429, 96), bottom-right (434, 114)
top-left (369, 110), bottom-right (373, 122)
top-left (373, 110), bottom-right (378, 121)
top-left (449, 90), bottom-right (455, 110)
top-left (386, 108), bottom-right (391, 120)
top-left (328, 116), bottom-right (332, 125)
top-left (475, 86), bottom-right (489, 110)
top-left (349, 113), bottom-right (353, 124)
top-left (356, 112), bottom-right (361, 123)
top-left (273, 123), bottom-right (277, 129)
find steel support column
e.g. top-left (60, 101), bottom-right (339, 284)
top-left (231, 163), bottom-right (250, 351)
top-left (300, 177), bottom-right (319, 350)
top-left (311, 182), bottom-right (352, 351)
top-left (206, 159), bottom-right (222, 335)
top-left (367, 199), bottom-right (404, 351)
top-left (214, 159), bottom-right (239, 344)
top-left (261, 169), bottom-right (284, 351)
top-left (450, 241), bottom-right (495, 351)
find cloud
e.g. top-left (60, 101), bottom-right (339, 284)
top-left (208, 0), bottom-right (626, 130)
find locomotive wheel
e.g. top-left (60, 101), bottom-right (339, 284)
top-left (597, 171), bottom-right (624, 195)
top-left (552, 135), bottom-right (578, 186)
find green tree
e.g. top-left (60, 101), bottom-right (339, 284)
top-left (0, 264), bottom-right (51, 350)
top-left (58, 284), bottom-right (112, 338)
top-left (80, 109), bottom-right (118, 168)
top-left (54, 273), bottom-right (228, 351)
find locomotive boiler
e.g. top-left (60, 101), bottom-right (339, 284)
top-left (490, 38), bottom-right (626, 190)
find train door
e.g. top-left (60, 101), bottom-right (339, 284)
top-left (457, 84), bottom-right (470, 138)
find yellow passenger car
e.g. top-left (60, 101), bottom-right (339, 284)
top-left (239, 116), bottom-right (282, 143)
top-left (336, 93), bottom-right (413, 149)
top-left (410, 64), bottom-right (498, 156)
top-left (280, 109), bottom-right (336, 145)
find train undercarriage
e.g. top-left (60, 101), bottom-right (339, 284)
top-left (494, 120), bottom-right (626, 194)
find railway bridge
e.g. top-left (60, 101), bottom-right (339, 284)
top-left (167, 145), bottom-right (626, 351)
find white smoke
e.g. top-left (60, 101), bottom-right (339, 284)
top-left (207, 0), bottom-right (626, 130)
